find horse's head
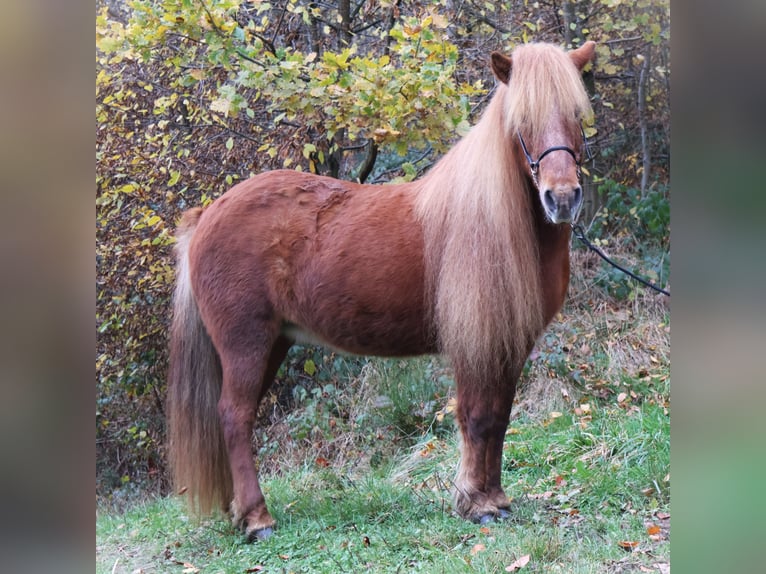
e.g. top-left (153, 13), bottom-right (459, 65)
top-left (491, 41), bottom-right (596, 224)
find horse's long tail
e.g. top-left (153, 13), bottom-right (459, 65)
top-left (167, 207), bottom-right (232, 516)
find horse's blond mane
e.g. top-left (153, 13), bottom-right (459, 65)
top-left (415, 43), bottom-right (592, 379)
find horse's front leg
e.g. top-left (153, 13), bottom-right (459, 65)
top-left (453, 366), bottom-right (518, 523)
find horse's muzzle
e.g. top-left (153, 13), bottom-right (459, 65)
top-left (542, 185), bottom-right (582, 224)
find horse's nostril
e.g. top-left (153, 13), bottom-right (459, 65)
top-left (573, 186), bottom-right (582, 205)
top-left (543, 189), bottom-right (556, 212)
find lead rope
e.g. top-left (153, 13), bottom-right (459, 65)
top-left (570, 223), bottom-right (670, 297)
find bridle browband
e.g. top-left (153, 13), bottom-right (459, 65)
top-left (517, 125), bottom-right (591, 188)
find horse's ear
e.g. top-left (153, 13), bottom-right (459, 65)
top-left (569, 40), bottom-right (596, 71)
top-left (490, 52), bottom-right (512, 85)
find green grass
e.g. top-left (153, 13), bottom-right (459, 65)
top-left (97, 380), bottom-right (669, 573)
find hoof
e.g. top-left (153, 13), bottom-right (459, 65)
top-left (476, 508), bottom-right (511, 524)
top-left (246, 526), bottom-right (274, 542)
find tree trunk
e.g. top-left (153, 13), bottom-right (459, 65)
top-left (638, 51), bottom-right (651, 197)
top-left (338, 0), bottom-right (351, 48)
top-left (307, 2), bottom-right (321, 57)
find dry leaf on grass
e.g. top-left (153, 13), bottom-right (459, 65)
top-left (470, 543), bottom-right (486, 555)
top-left (505, 554), bottom-right (531, 571)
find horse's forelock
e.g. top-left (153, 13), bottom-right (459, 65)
top-left (504, 43), bottom-right (593, 143)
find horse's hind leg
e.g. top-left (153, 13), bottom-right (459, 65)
top-left (217, 329), bottom-right (291, 541)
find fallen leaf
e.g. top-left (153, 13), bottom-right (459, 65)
top-left (656, 511), bottom-right (670, 520)
top-left (210, 98), bottom-right (231, 116)
top-left (470, 543), bottom-right (486, 555)
top-left (315, 457), bottom-right (329, 467)
top-left (363, 536), bottom-right (371, 547)
top-left (617, 541), bottom-right (639, 551)
top-left (479, 526), bottom-right (491, 535)
top-left (430, 13), bottom-right (449, 28)
top-left (245, 567), bottom-right (265, 573)
top-left (617, 392), bottom-right (628, 403)
top-left (549, 411), bottom-right (563, 419)
top-left (505, 554), bottom-right (531, 571)
top-left (646, 524), bottom-right (661, 536)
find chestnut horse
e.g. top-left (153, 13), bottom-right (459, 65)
top-left (168, 41), bottom-right (596, 541)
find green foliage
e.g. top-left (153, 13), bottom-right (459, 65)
top-left (366, 358), bottom-right (453, 438)
top-left (590, 178), bottom-right (669, 245)
top-left (578, 178), bottom-right (670, 299)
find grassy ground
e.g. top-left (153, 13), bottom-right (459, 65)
top-left (97, 253), bottom-right (670, 573)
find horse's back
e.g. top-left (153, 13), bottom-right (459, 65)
top-left (188, 170), bottom-right (433, 356)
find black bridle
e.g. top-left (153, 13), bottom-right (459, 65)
top-left (517, 125), bottom-right (592, 188)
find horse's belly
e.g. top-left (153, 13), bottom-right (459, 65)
top-left (280, 319), bottom-right (434, 357)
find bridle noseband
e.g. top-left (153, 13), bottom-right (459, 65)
top-left (517, 125), bottom-right (591, 188)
